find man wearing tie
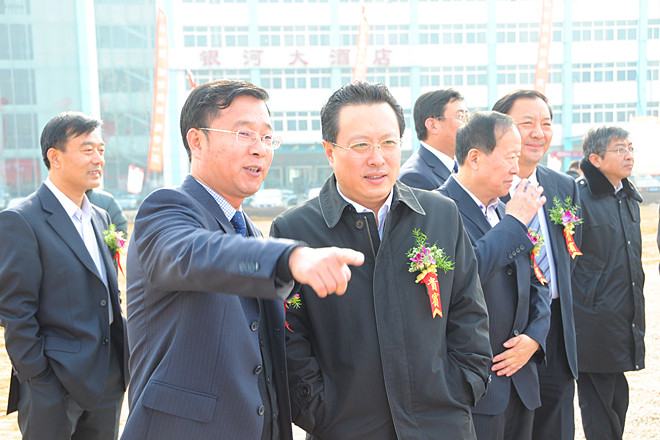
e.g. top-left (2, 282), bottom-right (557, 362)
top-left (493, 90), bottom-right (581, 440)
top-left (0, 112), bottom-right (128, 439)
top-left (122, 80), bottom-right (363, 440)
top-left (399, 89), bottom-right (467, 189)
top-left (439, 111), bottom-right (550, 439)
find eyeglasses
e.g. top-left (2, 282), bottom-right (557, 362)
top-left (329, 138), bottom-right (402, 156)
top-left (434, 113), bottom-right (469, 123)
top-left (198, 128), bottom-right (282, 150)
top-left (605, 146), bottom-right (634, 155)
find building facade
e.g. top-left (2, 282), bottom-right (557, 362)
top-left (1, 0), bottom-right (658, 203)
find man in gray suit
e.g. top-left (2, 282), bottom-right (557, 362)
top-left (399, 88), bottom-right (467, 189)
top-left (439, 111), bottom-right (550, 439)
top-left (122, 80), bottom-right (363, 440)
top-left (0, 112), bottom-right (128, 439)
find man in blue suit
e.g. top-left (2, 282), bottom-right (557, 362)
top-left (439, 111), bottom-right (551, 440)
top-left (122, 80), bottom-right (363, 440)
top-left (0, 112), bottom-right (128, 439)
top-left (399, 89), bottom-right (467, 189)
top-left (493, 90), bottom-right (581, 440)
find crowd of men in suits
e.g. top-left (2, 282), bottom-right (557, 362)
top-left (0, 79), bottom-right (647, 440)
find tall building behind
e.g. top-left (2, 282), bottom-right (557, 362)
top-left (1, 0), bottom-right (658, 202)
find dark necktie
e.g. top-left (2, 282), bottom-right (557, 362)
top-left (230, 211), bottom-right (247, 237)
top-left (452, 161), bottom-right (459, 173)
top-left (528, 213), bottom-right (551, 286)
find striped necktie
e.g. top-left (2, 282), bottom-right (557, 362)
top-left (528, 213), bottom-right (551, 286)
top-left (230, 211), bottom-right (248, 237)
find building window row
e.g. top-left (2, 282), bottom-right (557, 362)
top-left (99, 68), bottom-right (151, 93)
top-left (571, 20), bottom-right (638, 41)
top-left (419, 23), bottom-right (487, 45)
top-left (259, 26), bottom-right (331, 47)
top-left (571, 62), bottom-right (638, 83)
top-left (189, 69), bottom-right (251, 88)
top-left (420, 66), bottom-right (488, 88)
top-left (183, 26), bottom-right (249, 47)
top-left (101, 111), bottom-right (151, 137)
top-left (496, 22), bottom-right (561, 44)
top-left (0, 0), bottom-right (30, 14)
top-left (272, 111), bottom-right (321, 133)
top-left (97, 25), bottom-right (153, 49)
top-left (339, 24), bottom-right (409, 46)
top-left (0, 23), bottom-right (33, 60)
top-left (0, 68), bottom-right (36, 105)
top-left (2, 113), bottom-right (39, 150)
top-left (339, 67), bottom-right (410, 88)
top-left (261, 68), bottom-right (332, 89)
top-left (572, 102), bottom-right (638, 124)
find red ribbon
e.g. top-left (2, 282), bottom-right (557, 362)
top-left (563, 229), bottom-right (583, 259)
top-left (421, 272), bottom-right (443, 318)
top-left (531, 253), bottom-right (548, 285)
top-left (284, 302), bottom-right (294, 333)
top-left (115, 252), bottom-right (124, 278)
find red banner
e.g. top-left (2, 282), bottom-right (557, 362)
top-left (352, 6), bottom-right (369, 82)
top-left (422, 272), bottom-right (443, 319)
top-left (563, 229), bottom-right (583, 259)
top-left (533, 0), bottom-right (553, 93)
top-left (147, 8), bottom-right (169, 173)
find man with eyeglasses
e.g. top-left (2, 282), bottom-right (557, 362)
top-left (271, 81), bottom-right (491, 439)
top-left (399, 88), bottom-right (468, 190)
top-left (572, 126), bottom-right (645, 440)
top-left (121, 80), bottom-right (364, 440)
top-left (492, 90), bottom-right (580, 440)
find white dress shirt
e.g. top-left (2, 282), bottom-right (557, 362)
top-left (336, 182), bottom-right (393, 239)
top-left (420, 141), bottom-right (456, 174)
top-left (44, 178), bottom-right (112, 322)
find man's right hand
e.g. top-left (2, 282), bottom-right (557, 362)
top-left (289, 247), bottom-right (365, 298)
top-left (505, 178), bottom-right (546, 225)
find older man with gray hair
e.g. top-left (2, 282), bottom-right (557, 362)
top-left (573, 125), bottom-right (645, 440)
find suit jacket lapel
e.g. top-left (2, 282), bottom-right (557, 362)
top-left (536, 166), bottom-right (562, 251)
top-left (245, 214), bottom-right (263, 239)
top-left (181, 175), bottom-right (234, 234)
top-left (39, 185), bottom-right (102, 281)
top-left (420, 146), bottom-right (451, 183)
top-left (445, 177), bottom-right (491, 235)
top-left (91, 210), bottom-right (118, 293)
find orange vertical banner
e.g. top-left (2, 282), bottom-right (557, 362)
top-left (533, 0), bottom-right (553, 93)
top-left (352, 6), bottom-right (369, 82)
top-left (147, 8), bottom-right (169, 173)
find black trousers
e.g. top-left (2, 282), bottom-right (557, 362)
top-left (532, 299), bottom-right (575, 440)
top-left (577, 372), bottom-right (629, 440)
top-left (17, 346), bottom-right (124, 440)
top-left (473, 382), bottom-right (535, 440)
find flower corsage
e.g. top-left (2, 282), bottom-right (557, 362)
top-left (527, 228), bottom-right (548, 285)
top-left (407, 229), bottom-right (454, 318)
top-left (103, 224), bottom-right (127, 276)
top-left (549, 196), bottom-right (583, 259)
top-left (284, 294), bottom-right (301, 333)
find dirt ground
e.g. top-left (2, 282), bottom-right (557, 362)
top-left (0, 204), bottom-right (658, 439)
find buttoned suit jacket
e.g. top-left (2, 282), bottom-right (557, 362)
top-left (440, 177), bottom-right (551, 415)
top-left (399, 143), bottom-right (452, 190)
top-left (0, 184), bottom-right (128, 413)
top-left (121, 175), bottom-right (296, 440)
top-left (535, 165), bottom-right (580, 379)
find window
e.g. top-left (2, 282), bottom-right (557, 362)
top-left (0, 68), bottom-right (36, 104)
top-left (259, 26), bottom-right (330, 46)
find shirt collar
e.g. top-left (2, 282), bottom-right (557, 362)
top-left (452, 176), bottom-right (500, 215)
top-left (511, 167), bottom-right (538, 195)
top-left (335, 181), bottom-right (393, 226)
top-left (420, 141), bottom-right (456, 172)
top-left (44, 177), bottom-right (92, 221)
top-left (194, 177), bottom-right (240, 223)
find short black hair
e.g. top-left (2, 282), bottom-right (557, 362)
top-left (320, 81), bottom-right (405, 144)
top-left (413, 89), bottom-right (463, 140)
top-left (492, 89), bottom-right (553, 120)
top-left (455, 111), bottom-right (517, 165)
top-left (179, 79), bottom-right (270, 161)
top-left (40, 111), bottom-right (102, 169)
top-left (582, 125), bottom-right (630, 157)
